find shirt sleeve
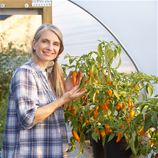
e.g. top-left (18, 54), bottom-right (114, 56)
top-left (11, 68), bottom-right (39, 130)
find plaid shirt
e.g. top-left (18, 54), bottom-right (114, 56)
top-left (2, 60), bottom-right (69, 158)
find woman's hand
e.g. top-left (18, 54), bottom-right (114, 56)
top-left (64, 71), bottom-right (82, 92)
top-left (62, 85), bottom-right (86, 104)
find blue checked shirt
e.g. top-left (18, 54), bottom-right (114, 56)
top-left (2, 60), bottom-right (69, 158)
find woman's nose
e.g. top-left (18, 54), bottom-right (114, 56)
top-left (47, 44), bottom-right (53, 50)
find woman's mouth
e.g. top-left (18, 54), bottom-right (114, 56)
top-left (43, 51), bottom-right (53, 56)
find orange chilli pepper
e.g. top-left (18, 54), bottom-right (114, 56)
top-left (96, 90), bottom-right (99, 94)
top-left (104, 125), bottom-right (110, 133)
top-left (128, 99), bottom-right (132, 107)
top-left (85, 120), bottom-right (88, 124)
top-left (151, 142), bottom-right (154, 146)
top-left (72, 129), bottom-right (80, 143)
top-left (89, 69), bottom-right (92, 76)
top-left (107, 81), bottom-right (112, 85)
top-left (72, 71), bottom-right (78, 86)
top-left (94, 128), bottom-right (99, 134)
top-left (100, 130), bottom-right (106, 137)
top-left (116, 132), bottom-right (121, 142)
top-left (129, 110), bottom-right (134, 118)
top-left (68, 104), bottom-right (71, 111)
top-left (79, 116), bottom-right (83, 121)
top-left (105, 99), bottom-right (109, 106)
top-left (94, 110), bottom-right (98, 120)
top-left (108, 90), bottom-right (112, 97)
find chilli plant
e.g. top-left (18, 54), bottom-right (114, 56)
top-left (62, 40), bottom-right (158, 158)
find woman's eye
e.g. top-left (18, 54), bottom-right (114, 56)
top-left (54, 43), bottom-right (59, 46)
top-left (42, 40), bottom-right (47, 43)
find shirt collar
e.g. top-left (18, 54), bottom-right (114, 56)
top-left (29, 59), bottom-right (45, 72)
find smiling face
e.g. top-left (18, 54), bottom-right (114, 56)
top-left (32, 29), bottom-right (60, 68)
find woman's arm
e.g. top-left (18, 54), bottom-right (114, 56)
top-left (34, 85), bottom-right (85, 124)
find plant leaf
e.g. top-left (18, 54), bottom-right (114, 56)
top-left (98, 43), bottom-right (102, 56)
top-left (113, 90), bottom-right (120, 99)
top-left (92, 131), bottom-right (98, 143)
top-left (141, 93), bottom-right (145, 102)
top-left (80, 133), bottom-right (86, 143)
top-left (93, 93), bottom-right (96, 104)
top-left (107, 133), bottom-right (115, 142)
top-left (144, 115), bottom-right (152, 133)
top-left (116, 58), bottom-right (121, 69)
top-left (151, 112), bottom-right (157, 129)
top-left (130, 137), bottom-right (137, 155)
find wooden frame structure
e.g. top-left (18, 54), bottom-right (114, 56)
top-left (0, 0), bottom-right (52, 24)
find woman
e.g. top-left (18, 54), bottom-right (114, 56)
top-left (2, 24), bottom-right (85, 158)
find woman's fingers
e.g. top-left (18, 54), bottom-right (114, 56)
top-left (68, 71), bottom-right (73, 78)
top-left (76, 72), bottom-right (82, 86)
top-left (67, 86), bottom-right (86, 101)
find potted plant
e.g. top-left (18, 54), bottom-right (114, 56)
top-left (62, 40), bottom-right (158, 158)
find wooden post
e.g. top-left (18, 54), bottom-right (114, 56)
top-left (42, 6), bottom-right (52, 24)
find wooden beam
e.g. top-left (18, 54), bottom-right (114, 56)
top-left (42, 6), bottom-right (52, 24)
top-left (0, 0), bottom-right (42, 8)
top-left (0, 0), bottom-right (52, 24)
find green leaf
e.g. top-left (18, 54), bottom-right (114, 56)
top-left (92, 64), bottom-right (97, 74)
top-left (92, 131), bottom-right (98, 143)
top-left (98, 43), bottom-right (103, 56)
top-left (113, 49), bottom-right (117, 58)
top-left (134, 114), bottom-right (143, 124)
top-left (90, 77), bottom-right (94, 84)
top-left (151, 112), bottom-right (157, 129)
top-left (96, 56), bottom-right (101, 65)
top-left (70, 137), bottom-right (76, 146)
top-left (93, 93), bottom-right (96, 104)
top-left (116, 58), bottom-right (121, 69)
top-left (102, 135), bottom-right (106, 146)
top-left (72, 121), bottom-right (77, 129)
top-left (80, 133), bottom-right (86, 143)
top-left (130, 137), bottom-right (137, 155)
top-left (144, 115), bottom-right (152, 133)
top-left (64, 54), bottom-right (70, 59)
top-left (78, 143), bottom-right (83, 155)
top-left (108, 101), bottom-right (113, 112)
top-left (147, 139), bottom-right (150, 153)
top-left (121, 126), bottom-right (129, 137)
top-left (132, 131), bottom-right (136, 142)
top-left (113, 90), bottom-right (120, 99)
top-left (151, 153), bottom-right (155, 158)
top-left (81, 74), bottom-right (86, 85)
top-left (67, 146), bottom-right (75, 152)
top-left (146, 84), bottom-right (153, 98)
top-left (107, 133), bottom-right (115, 142)
top-left (154, 94), bottom-right (158, 98)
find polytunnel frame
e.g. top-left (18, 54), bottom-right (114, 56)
top-left (67, 0), bottom-right (148, 100)
top-left (68, 0), bottom-right (140, 73)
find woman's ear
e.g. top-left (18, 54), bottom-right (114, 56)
top-left (32, 39), bottom-right (36, 51)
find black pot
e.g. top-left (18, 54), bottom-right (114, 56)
top-left (104, 136), bottom-right (133, 158)
top-left (89, 131), bottom-right (105, 158)
top-left (88, 132), bottom-right (132, 158)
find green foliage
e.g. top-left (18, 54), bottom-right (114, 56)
top-left (62, 40), bottom-right (158, 157)
top-left (0, 34), bottom-right (31, 135)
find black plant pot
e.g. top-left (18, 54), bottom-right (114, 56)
top-left (88, 132), bottom-right (132, 158)
top-left (104, 136), bottom-right (133, 158)
top-left (89, 132), bottom-right (105, 158)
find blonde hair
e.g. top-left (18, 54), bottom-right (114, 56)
top-left (32, 24), bottom-right (64, 98)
